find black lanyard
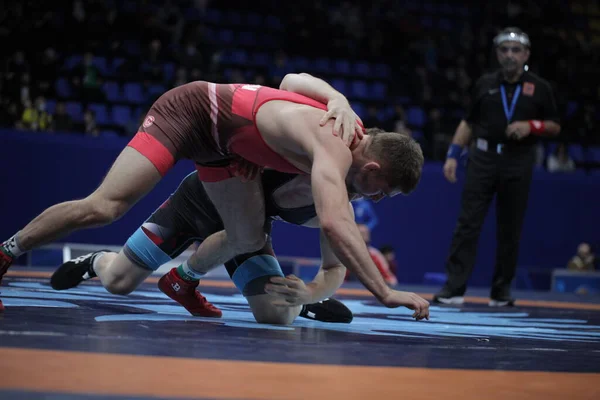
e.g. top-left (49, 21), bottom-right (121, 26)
top-left (500, 84), bottom-right (521, 123)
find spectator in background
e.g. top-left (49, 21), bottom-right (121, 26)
top-left (568, 243), bottom-right (596, 271)
top-left (363, 106), bottom-right (383, 130)
top-left (0, 98), bottom-right (21, 129)
top-left (4, 51), bottom-right (30, 100)
top-left (82, 108), bottom-right (99, 137)
top-left (379, 245), bottom-right (398, 281)
top-left (388, 105), bottom-right (412, 136)
top-left (269, 51), bottom-right (291, 85)
top-left (34, 47), bottom-right (60, 99)
top-left (52, 101), bottom-right (74, 132)
top-left (177, 40), bottom-right (204, 70)
top-left (21, 96), bottom-right (52, 132)
top-left (72, 52), bottom-right (104, 103)
top-left (547, 144), bottom-right (575, 173)
top-left (173, 67), bottom-right (188, 88)
top-left (347, 224), bottom-right (397, 286)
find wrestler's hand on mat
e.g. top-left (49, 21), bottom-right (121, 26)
top-left (320, 96), bottom-right (364, 148)
top-left (230, 157), bottom-right (263, 182)
top-left (264, 275), bottom-right (313, 307)
top-left (381, 290), bottom-right (430, 321)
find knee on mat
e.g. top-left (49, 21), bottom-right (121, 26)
top-left (252, 308), bottom-right (296, 326)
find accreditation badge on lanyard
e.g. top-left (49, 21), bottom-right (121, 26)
top-left (500, 84), bottom-right (521, 123)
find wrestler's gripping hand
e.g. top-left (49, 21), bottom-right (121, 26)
top-left (264, 275), bottom-right (313, 307)
top-left (320, 96), bottom-right (364, 150)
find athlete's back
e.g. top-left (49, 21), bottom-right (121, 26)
top-left (136, 81), bottom-right (329, 177)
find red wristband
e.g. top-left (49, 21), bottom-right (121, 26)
top-left (529, 120), bottom-right (545, 135)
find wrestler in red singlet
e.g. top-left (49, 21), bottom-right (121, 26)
top-left (127, 81), bottom-right (328, 181)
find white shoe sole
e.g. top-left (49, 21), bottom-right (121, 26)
top-left (435, 296), bottom-right (464, 305)
top-left (488, 299), bottom-right (513, 307)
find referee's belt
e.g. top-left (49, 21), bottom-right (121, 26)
top-left (476, 138), bottom-right (505, 154)
top-left (475, 138), bottom-right (534, 155)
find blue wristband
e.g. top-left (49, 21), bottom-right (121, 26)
top-left (447, 144), bottom-right (463, 160)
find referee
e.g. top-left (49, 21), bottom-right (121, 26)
top-left (434, 27), bottom-right (561, 306)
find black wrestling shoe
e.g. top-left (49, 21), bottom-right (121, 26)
top-left (50, 251), bottom-right (107, 290)
top-left (300, 298), bottom-right (353, 323)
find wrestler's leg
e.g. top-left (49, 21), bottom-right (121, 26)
top-left (224, 240), bottom-right (301, 325)
top-left (15, 146), bottom-right (163, 252)
top-left (185, 177), bottom-right (266, 274)
top-left (93, 251), bottom-right (152, 295)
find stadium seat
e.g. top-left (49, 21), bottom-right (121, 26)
top-left (163, 63), bottom-right (175, 81)
top-left (371, 82), bottom-right (386, 100)
top-left (246, 13), bottom-right (262, 27)
top-left (330, 78), bottom-right (348, 95)
top-left (55, 78), bottom-right (72, 98)
top-left (406, 106), bottom-right (427, 127)
top-left (92, 57), bottom-right (109, 75)
top-left (350, 80), bottom-right (368, 100)
top-left (65, 102), bottom-right (83, 122)
top-left (353, 62), bottom-right (371, 77)
top-left (111, 105), bottom-right (132, 126)
top-left (250, 52), bottom-right (271, 67)
top-left (123, 82), bottom-right (145, 104)
top-left (238, 31), bottom-right (257, 47)
top-left (64, 55), bottom-right (82, 71)
top-left (103, 81), bottom-right (121, 102)
top-left (217, 29), bottom-right (235, 44)
top-left (88, 104), bottom-right (109, 125)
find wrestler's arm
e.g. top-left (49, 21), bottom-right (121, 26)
top-left (297, 206), bottom-right (352, 303)
top-left (280, 73), bottom-right (363, 146)
top-left (309, 137), bottom-right (391, 304)
top-left (279, 73), bottom-right (346, 105)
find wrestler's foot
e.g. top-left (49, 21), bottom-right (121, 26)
top-left (51, 251), bottom-right (107, 290)
top-left (158, 268), bottom-right (222, 318)
top-left (300, 298), bottom-right (353, 323)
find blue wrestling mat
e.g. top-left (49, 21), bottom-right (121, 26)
top-left (1, 268), bottom-right (599, 400)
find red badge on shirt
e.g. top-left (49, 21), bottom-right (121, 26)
top-left (523, 82), bottom-right (535, 96)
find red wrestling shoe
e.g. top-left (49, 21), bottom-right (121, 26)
top-left (158, 268), bottom-right (222, 318)
top-left (0, 247), bottom-right (13, 312)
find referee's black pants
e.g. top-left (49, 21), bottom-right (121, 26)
top-left (443, 144), bottom-right (536, 299)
